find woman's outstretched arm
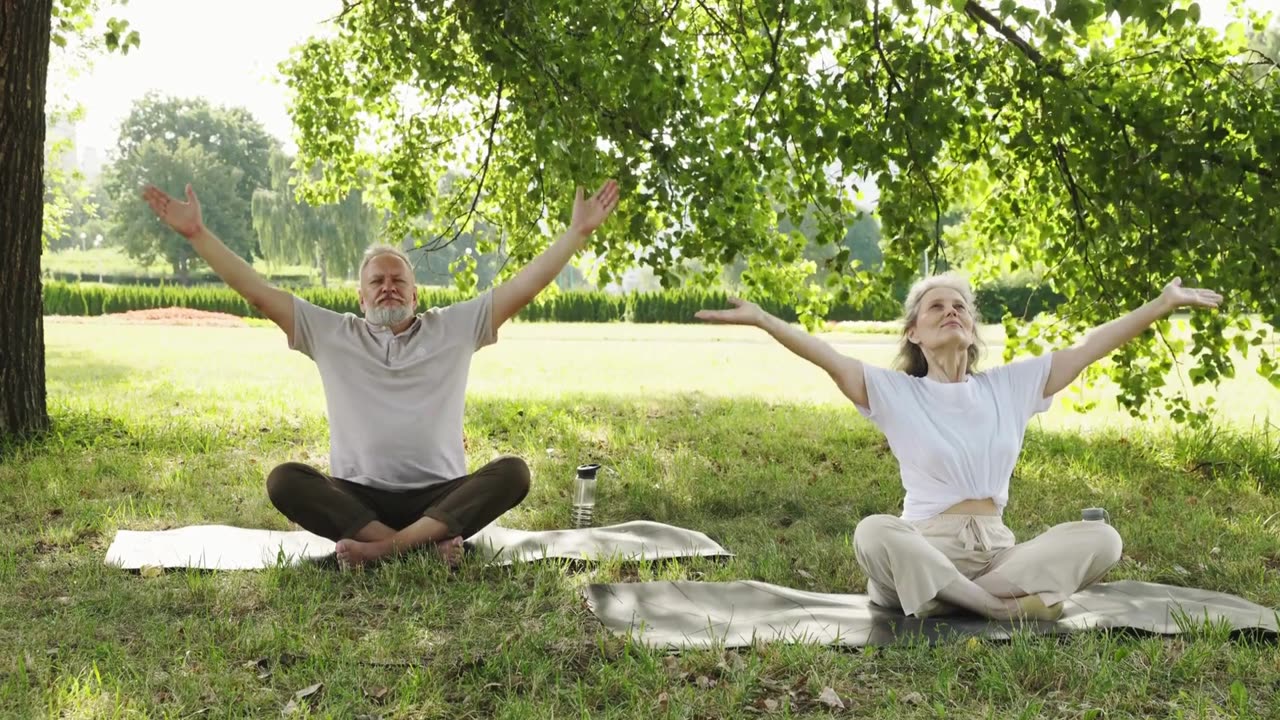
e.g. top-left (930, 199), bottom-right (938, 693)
top-left (1044, 278), bottom-right (1222, 397)
top-left (696, 298), bottom-right (870, 407)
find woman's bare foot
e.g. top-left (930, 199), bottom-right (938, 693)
top-left (1010, 594), bottom-right (1065, 622)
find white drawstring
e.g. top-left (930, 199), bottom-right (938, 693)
top-left (960, 515), bottom-right (995, 552)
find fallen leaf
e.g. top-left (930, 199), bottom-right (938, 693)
top-left (658, 691), bottom-right (669, 710)
top-left (724, 651), bottom-right (746, 671)
top-left (139, 565), bottom-right (163, 578)
top-left (817, 687), bottom-right (844, 709)
top-left (696, 675), bottom-right (715, 690)
top-left (796, 569), bottom-right (815, 580)
top-left (283, 683), bottom-right (323, 716)
top-left (1173, 564), bottom-right (1190, 576)
top-left (903, 691), bottom-right (925, 705)
top-left (764, 698), bottom-right (779, 711)
top-left (758, 678), bottom-right (786, 692)
top-left (243, 658), bottom-right (271, 680)
top-left (1210, 546), bottom-right (1221, 556)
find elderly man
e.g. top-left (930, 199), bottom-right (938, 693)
top-left (143, 180), bottom-right (620, 567)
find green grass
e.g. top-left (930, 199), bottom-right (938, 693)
top-left (3, 319), bottom-right (1279, 718)
top-left (42, 246), bottom-right (320, 281)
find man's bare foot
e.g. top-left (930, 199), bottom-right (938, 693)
top-left (335, 536), bottom-right (466, 570)
top-left (335, 538), bottom-right (393, 569)
top-left (434, 536), bottom-right (465, 568)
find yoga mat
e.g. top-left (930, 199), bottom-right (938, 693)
top-left (584, 579), bottom-right (1279, 648)
top-left (104, 520), bottom-right (731, 570)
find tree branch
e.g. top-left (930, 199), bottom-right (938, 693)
top-left (693, 0), bottom-right (749, 65)
top-left (872, 0), bottom-right (896, 117)
top-left (750, 0), bottom-right (788, 119)
top-left (962, 1), bottom-right (1066, 81)
top-left (1245, 47), bottom-right (1278, 69)
top-left (962, 0), bottom-right (1274, 182)
top-left (873, 0), bottom-right (945, 262)
top-left (329, 0), bottom-right (364, 23)
top-left (420, 81), bottom-right (504, 253)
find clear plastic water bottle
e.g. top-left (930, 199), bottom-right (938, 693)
top-left (572, 463), bottom-right (601, 529)
top-left (1082, 507), bottom-right (1111, 523)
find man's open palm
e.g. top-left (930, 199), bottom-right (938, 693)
top-left (569, 180), bottom-right (620, 236)
top-left (143, 183), bottom-right (203, 239)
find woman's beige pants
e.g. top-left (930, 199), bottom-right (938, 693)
top-left (853, 513), bottom-right (1123, 617)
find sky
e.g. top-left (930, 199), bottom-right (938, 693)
top-left (49, 0), bottom-right (1268, 170)
top-left (52, 0), bottom-right (343, 162)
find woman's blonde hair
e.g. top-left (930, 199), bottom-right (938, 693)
top-left (894, 273), bottom-right (984, 377)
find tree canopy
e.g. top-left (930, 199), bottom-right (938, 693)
top-left (104, 94), bottom-right (276, 279)
top-left (281, 0), bottom-right (1278, 420)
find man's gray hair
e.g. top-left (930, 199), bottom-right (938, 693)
top-left (359, 244), bottom-right (414, 278)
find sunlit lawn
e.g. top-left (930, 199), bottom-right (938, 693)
top-left (1, 318), bottom-right (1277, 718)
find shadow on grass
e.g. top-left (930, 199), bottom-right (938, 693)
top-left (7, 394), bottom-right (1280, 607)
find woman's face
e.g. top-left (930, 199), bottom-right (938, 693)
top-left (908, 286), bottom-right (975, 353)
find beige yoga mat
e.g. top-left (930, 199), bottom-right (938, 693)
top-left (584, 579), bottom-right (1279, 648)
top-left (104, 520), bottom-right (732, 570)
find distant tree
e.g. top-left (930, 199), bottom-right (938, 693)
top-left (252, 152), bottom-right (378, 286)
top-left (105, 94), bottom-right (275, 280)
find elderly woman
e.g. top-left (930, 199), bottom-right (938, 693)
top-left (697, 275), bottom-right (1221, 620)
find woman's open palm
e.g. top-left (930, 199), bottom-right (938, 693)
top-left (1161, 278), bottom-right (1222, 310)
top-left (695, 297), bottom-right (765, 326)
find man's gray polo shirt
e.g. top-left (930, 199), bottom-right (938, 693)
top-left (289, 291), bottom-right (496, 490)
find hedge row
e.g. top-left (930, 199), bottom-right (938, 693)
top-left (43, 281), bottom-right (1063, 323)
top-left (43, 270), bottom-right (314, 288)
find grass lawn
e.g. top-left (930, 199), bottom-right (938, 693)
top-left (42, 246), bottom-right (319, 282)
top-left (3, 319), bottom-right (1279, 718)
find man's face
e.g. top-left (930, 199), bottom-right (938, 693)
top-left (358, 253), bottom-right (417, 327)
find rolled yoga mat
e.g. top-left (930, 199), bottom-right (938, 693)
top-left (104, 520), bottom-right (732, 570)
top-left (584, 579), bottom-right (1280, 648)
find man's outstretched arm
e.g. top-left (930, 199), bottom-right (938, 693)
top-left (143, 183), bottom-right (296, 343)
top-left (491, 180), bottom-right (620, 328)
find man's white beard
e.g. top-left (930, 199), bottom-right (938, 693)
top-left (365, 302), bottom-right (414, 327)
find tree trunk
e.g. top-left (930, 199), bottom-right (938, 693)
top-left (174, 246), bottom-right (191, 285)
top-left (0, 0), bottom-right (53, 440)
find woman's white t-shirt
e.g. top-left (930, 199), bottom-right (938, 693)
top-left (855, 354), bottom-right (1055, 521)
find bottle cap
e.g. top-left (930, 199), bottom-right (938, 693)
top-left (576, 463), bottom-right (601, 479)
